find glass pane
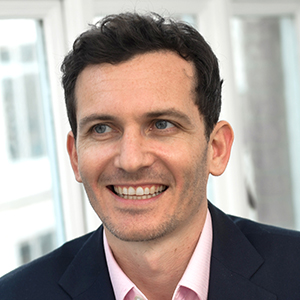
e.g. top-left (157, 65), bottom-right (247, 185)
top-left (0, 19), bottom-right (64, 276)
top-left (231, 15), bottom-right (300, 229)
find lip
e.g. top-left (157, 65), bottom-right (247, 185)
top-left (106, 185), bottom-right (168, 205)
top-left (114, 184), bottom-right (166, 197)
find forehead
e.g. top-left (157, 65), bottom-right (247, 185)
top-left (75, 51), bottom-right (198, 119)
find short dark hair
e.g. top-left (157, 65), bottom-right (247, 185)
top-left (61, 12), bottom-right (223, 140)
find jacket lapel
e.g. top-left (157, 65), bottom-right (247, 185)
top-left (207, 202), bottom-right (277, 300)
top-left (58, 227), bottom-right (115, 300)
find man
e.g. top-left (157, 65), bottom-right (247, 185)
top-left (1, 12), bottom-right (300, 300)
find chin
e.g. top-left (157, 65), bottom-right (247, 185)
top-left (103, 219), bottom-right (178, 242)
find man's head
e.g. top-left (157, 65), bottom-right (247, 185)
top-left (61, 12), bottom-right (222, 140)
top-left (64, 12), bottom-right (233, 242)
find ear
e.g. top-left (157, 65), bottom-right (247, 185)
top-left (208, 121), bottom-right (234, 176)
top-left (66, 131), bottom-right (82, 182)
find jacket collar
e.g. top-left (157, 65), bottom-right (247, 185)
top-left (58, 228), bottom-right (115, 299)
top-left (207, 202), bottom-right (276, 300)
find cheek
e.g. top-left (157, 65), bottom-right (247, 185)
top-left (158, 143), bottom-right (198, 186)
top-left (154, 138), bottom-right (191, 160)
top-left (173, 143), bottom-right (208, 190)
top-left (77, 145), bottom-right (113, 181)
top-left (158, 138), bottom-right (202, 167)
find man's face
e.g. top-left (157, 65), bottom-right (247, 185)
top-left (68, 51), bottom-right (210, 242)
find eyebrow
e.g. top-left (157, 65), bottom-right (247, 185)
top-left (78, 114), bottom-right (117, 131)
top-left (145, 109), bottom-right (193, 126)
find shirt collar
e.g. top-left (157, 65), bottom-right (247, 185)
top-left (104, 209), bottom-right (212, 300)
top-left (103, 232), bottom-right (135, 300)
top-left (175, 209), bottom-right (212, 300)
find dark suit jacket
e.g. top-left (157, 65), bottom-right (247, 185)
top-left (1, 202), bottom-right (300, 299)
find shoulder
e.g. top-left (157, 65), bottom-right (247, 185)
top-left (230, 214), bottom-right (300, 252)
top-left (231, 216), bottom-right (300, 295)
top-left (0, 230), bottom-right (97, 300)
top-left (209, 202), bottom-right (300, 298)
top-left (209, 201), bottom-right (300, 272)
top-left (209, 201), bottom-right (300, 255)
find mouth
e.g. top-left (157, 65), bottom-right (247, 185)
top-left (109, 185), bottom-right (168, 200)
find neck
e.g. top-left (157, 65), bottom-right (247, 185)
top-left (105, 205), bottom-right (207, 300)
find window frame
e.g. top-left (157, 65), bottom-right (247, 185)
top-left (0, 0), bottom-right (86, 241)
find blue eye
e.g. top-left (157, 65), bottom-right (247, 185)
top-left (155, 120), bottom-right (174, 130)
top-left (94, 124), bottom-right (112, 134)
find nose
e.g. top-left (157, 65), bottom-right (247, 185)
top-left (114, 129), bottom-right (154, 173)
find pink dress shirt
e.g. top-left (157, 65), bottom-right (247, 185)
top-left (103, 209), bottom-right (213, 300)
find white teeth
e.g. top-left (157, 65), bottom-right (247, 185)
top-left (128, 187), bottom-right (135, 195)
top-left (113, 185), bottom-right (166, 199)
top-left (136, 187), bottom-right (143, 195)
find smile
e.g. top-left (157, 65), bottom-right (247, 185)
top-left (112, 185), bottom-right (167, 200)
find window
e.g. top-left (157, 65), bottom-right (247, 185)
top-left (2, 0), bottom-right (299, 277)
top-left (1, 20), bottom-right (47, 161)
top-left (0, 19), bottom-right (63, 276)
top-left (231, 14), bottom-right (300, 229)
top-left (19, 232), bottom-right (55, 265)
